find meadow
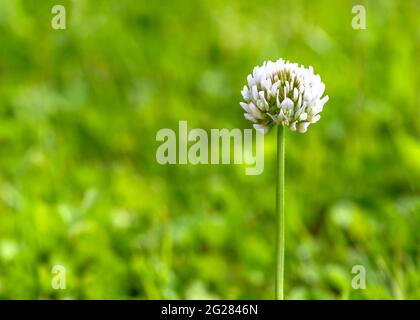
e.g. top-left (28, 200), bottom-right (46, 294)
top-left (0, 0), bottom-right (419, 299)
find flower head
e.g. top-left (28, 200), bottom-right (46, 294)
top-left (240, 58), bottom-right (329, 133)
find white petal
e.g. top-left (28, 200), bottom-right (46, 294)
top-left (244, 113), bottom-right (258, 123)
top-left (258, 91), bottom-right (269, 111)
top-left (253, 67), bottom-right (262, 83)
top-left (317, 83), bottom-right (325, 99)
top-left (320, 95), bottom-right (329, 105)
top-left (304, 91), bottom-right (312, 101)
top-left (251, 85), bottom-right (258, 100)
top-left (297, 93), bottom-right (302, 108)
top-left (299, 112), bottom-right (308, 121)
top-left (253, 124), bottom-right (269, 134)
top-left (240, 102), bottom-right (251, 113)
top-left (271, 80), bottom-right (281, 97)
top-left (311, 101), bottom-right (323, 115)
top-left (241, 86), bottom-right (250, 100)
top-left (278, 109), bottom-right (287, 123)
top-left (261, 78), bottom-right (272, 91)
top-left (276, 90), bottom-right (281, 108)
top-left (249, 102), bottom-right (264, 119)
top-left (247, 74), bottom-right (255, 86)
top-left (293, 88), bottom-right (299, 101)
top-left (297, 122), bottom-right (310, 133)
top-left (311, 114), bottom-right (321, 123)
top-left (281, 97), bottom-right (294, 111)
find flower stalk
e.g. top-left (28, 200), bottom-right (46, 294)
top-left (275, 125), bottom-right (285, 300)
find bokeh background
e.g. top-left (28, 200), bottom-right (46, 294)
top-left (0, 0), bottom-right (419, 299)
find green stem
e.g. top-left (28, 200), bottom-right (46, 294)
top-left (275, 125), bottom-right (285, 300)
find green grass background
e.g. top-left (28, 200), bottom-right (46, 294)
top-left (0, 0), bottom-right (419, 299)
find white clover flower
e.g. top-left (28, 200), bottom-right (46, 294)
top-left (240, 58), bottom-right (329, 133)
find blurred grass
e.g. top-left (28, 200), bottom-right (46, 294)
top-left (0, 0), bottom-right (419, 299)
